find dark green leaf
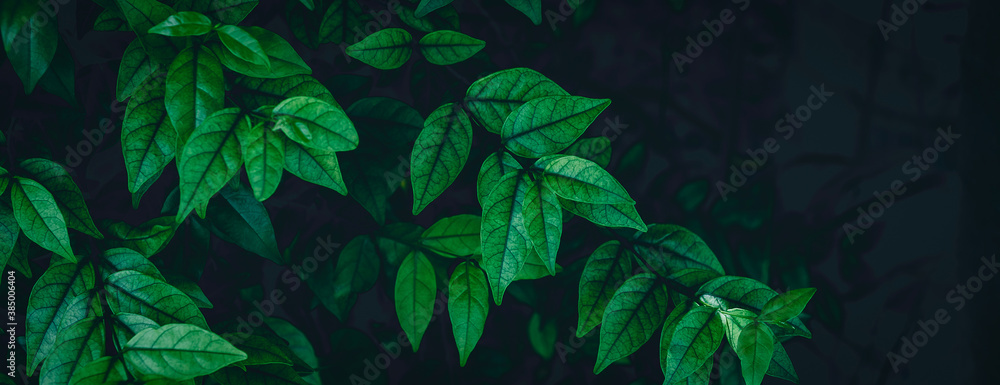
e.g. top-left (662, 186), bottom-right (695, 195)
top-left (68, 356), bottom-right (127, 385)
top-left (174, 0), bottom-right (258, 24)
top-left (115, 0), bottom-right (181, 64)
top-left (117, 39), bottom-right (163, 102)
top-left (0, 204), bottom-right (16, 270)
top-left (333, 235), bottom-right (380, 293)
top-left (123, 323), bottom-right (247, 381)
top-left (527, 313), bottom-right (556, 359)
top-left (504, 0), bottom-right (542, 25)
top-left (394, 250), bottom-right (436, 351)
top-left (465, 68), bottom-right (568, 134)
top-left (105, 216), bottom-right (176, 257)
top-left (165, 45), bottom-right (225, 148)
top-left (418, 30), bottom-right (484, 65)
top-left (235, 75), bottom-right (340, 111)
top-left (448, 261), bottom-right (488, 366)
top-left (346, 28), bottom-right (413, 70)
top-left (148, 11), bottom-right (214, 36)
top-left (421, 214), bottom-right (481, 257)
top-left (513, 247), bottom-right (560, 281)
top-left (206, 184), bottom-right (283, 264)
top-left (100, 247), bottom-right (167, 282)
top-left (563, 137), bottom-right (612, 168)
top-left (318, 0), bottom-right (368, 45)
top-left (410, 103), bottom-right (472, 214)
top-left (415, 0), bottom-right (455, 17)
top-left (10, 177), bottom-right (75, 260)
top-left (37, 39), bottom-right (75, 104)
top-left (175, 108), bottom-right (245, 222)
top-left (0, 0), bottom-right (58, 92)
top-left (122, 73), bottom-right (175, 197)
top-left (212, 363), bottom-right (308, 384)
top-left (502, 96), bottom-right (610, 158)
top-left (166, 275), bottom-right (214, 309)
top-left (766, 341), bottom-right (799, 383)
top-left (594, 273), bottom-right (669, 374)
top-left (480, 172), bottom-right (533, 304)
top-left (633, 224), bottom-right (724, 276)
top-left (94, 10), bottom-right (129, 31)
top-left (577, 241), bottom-right (632, 338)
top-left (676, 180), bottom-right (708, 212)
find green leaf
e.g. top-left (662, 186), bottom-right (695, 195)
top-left (205, 184), bottom-right (283, 264)
top-left (448, 261), bottom-right (488, 366)
top-left (528, 313), bottom-right (556, 359)
top-left (675, 180), bottom-right (708, 212)
top-left (165, 45), bottom-right (225, 149)
top-left (539, 155), bottom-right (634, 204)
top-left (112, 313), bottom-right (161, 348)
top-left (115, 0), bottom-right (181, 65)
top-left (273, 96), bottom-right (359, 153)
top-left (105, 216), bottom-right (177, 257)
top-left (175, 108), bottom-right (246, 223)
top-left (166, 275), bottom-right (214, 309)
top-left (662, 306), bottom-right (724, 384)
top-left (502, 96), bottom-right (610, 158)
top-left (346, 96), bottom-right (423, 148)
top-left (212, 363), bottom-right (308, 384)
top-left (8, 232), bottom-right (33, 278)
top-left (216, 25), bottom-right (270, 68)
top-left (633, 224), bottom-right (724, 276)
top-left (666, 268), bottom-right (721, 306)
top-left (577, 241), bottom-right (632, 338)
top-left (504, 0), bottom-right (542, 25)
top-left (697, 276), bottom-right (778, 312)
top-left (68, 356), bottom-right (128, 385)
top-left (100, 247), bottom-right (167, 282)
top-left (476, 150), bottom-right (521, 206)
top-left (282, 138), bottom-right (348, 194)
top-left (465, 68), bottom-right (568, 134)
top-left (394, 250), bottom-right (436, 351)
top-left (0, 204), bottom-right (17, 269)
top-left (117, 39), bottom-right (163, 102)
top-left (318, 0), bottom-right (368, 45)
top-left (673, 357), bottom-right (712, 385)
top-left (174, 0), bottom-right (258, 24)
top-left (235, 75), bottom-right (340, 111)
top-left (148, 11), bottom-right (214, 36)
top-left (10, 177), bottom-right (75, 260)
top-left (760, 288), bottom-right (816, 322)
top-left (122, 74), bottom-right (175, 197)
top-left (37, 39), bottom-right (76, 105)
top-left (0, 165), bottom-right (9, 195)
top-left (398, 3), bottom-right (460, 33)
top-left (421, 214), bottom-right (481, 257)
top-left (735, 321), bottom-right (775, 385)
top-left (658, 300), bottom-right (693, 372)
top-left (418, 30), bottom-right (484, 65)
top-left (94, 9), bottom-right (129, 31)
top-left (238, 120), bottom-right (285, 201)
top-left (20, 159), bottom-right (102, 239)
top-left (415, 0), bottom-right (455, 17)
top-left (410, 103), bottom-right (473, 214)
top-left (766, 341), bottom-right (799, 383)
top-left (594, 273), bottom-right (669, 374)
top-left (104, 270), bottom-right (209, 329)
top-left (564, 137), bottom-right (612, 168)
top-left (522, 178), bottom-right (561, 275)
top-left (480, 172), bottom-right (533, 305)
top-left (0, 0), bottom-right (58, 92)
top-left (334, 235), bottom-right (380, 293)
top-left (513, 247), bottom-right (560, 281)
top-left (123, 323), bottom-right (247, 381)
top-left (265, 317), bottom-right (320, 372)
top-left (215, 27), bottom-right (311, 78)
top-left (558, 198), bottom-right (646, 231)
top-left (39, 317), bottom-right (105, 385)
top-left (346, 28), bottom-right (413, 70)
top-left (232, 334), bottom-right (295, 367)
top-left (26, 259), bottom-right (95, 373)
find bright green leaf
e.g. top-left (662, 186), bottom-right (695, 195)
top-left (68, 356), bottom-right (128, 385)
top-left (104, 270), bottom-right (209, 329)
top-left (577, 241), bottom-right (632, 338)
top-left (760, 288), bottom-right (816, 322)
top-left (522, 179), bottom-right (561, 275)
top-left (175, 108), bottom-right (245, 223)
top-left (165, 45), bottom-right (225, 149)
top-left (148, 11), bottom-right (213, 36)
top-left (123, 323), bottom-right (247, 381)
top-left (480, 172), bottom-right (533, 305)
top-left (633, 224), bottom-right (724, 276)
top-left (662, 306), bottom-right (724, 384)
top-left (122, 73), bottom-right (175, 197)
top-left (504, 0), bottom-right (542, 25)
top-left (421, 214), bottom-right (481, 257)
top-left (238, 120), bottom-right (285, 201)
top-left (216, 25), bottom-right (270, 68)
top-left (558, 198), bottom-right (646, 231)
top-left (465, 68), bottom-right (568, 134)
top-left (115, 0), bottom-right (181, 64)
top-left (502, 96), bottom-right (610, 158)
top-left (476, 150), bottom-right (521, 206)
top-left (26, 259), bottom-right (95, 373)
top-left (10, 177), bottom-right (75, 260)
top-left (735, 321), bottom-right (775, 385)
top-left (540, 155), bottom-right (634, 204)
top-left (273, 96), bottom-right (358, 153)
top-left (235, 75), bottom-right (340, 111)
top-left (20, 158), bottom-right (102, 239)
top-left (215, 26), bottom-right (310, 78)
top-left (283, 137), bottom-right (348, 195)
top-left (39, 317), bottom-right (105, 385)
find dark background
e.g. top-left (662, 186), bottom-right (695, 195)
top-left (1, 0), bottom-right (993, 384)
